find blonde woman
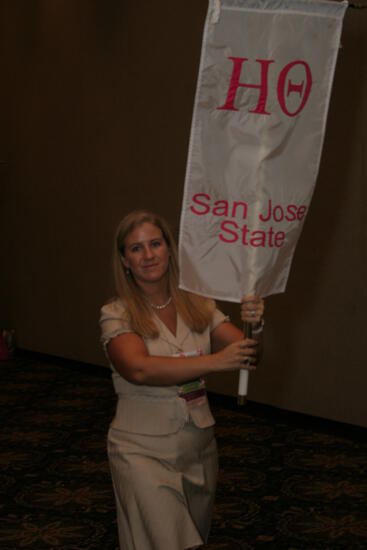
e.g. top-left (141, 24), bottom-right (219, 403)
top-left (100, 210), bottom-right (264, 550)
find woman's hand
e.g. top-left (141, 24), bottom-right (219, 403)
top-left (240, 294), bottom-right (264, 326)
top-left (216, 338), bottom-right (259, 371)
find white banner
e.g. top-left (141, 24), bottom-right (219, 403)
top-left (179, 0), bottom-right (347, 302)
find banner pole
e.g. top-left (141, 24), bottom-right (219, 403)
top-left (237, 321), bottom-right (252, 406)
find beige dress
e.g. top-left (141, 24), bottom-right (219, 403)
top-left (99, 299), bottom-right (228, 550)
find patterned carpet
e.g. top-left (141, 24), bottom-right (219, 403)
top-left (0, 352), bottom-right (366, 549)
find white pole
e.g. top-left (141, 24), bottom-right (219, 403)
top-left (237, 321), bottom-right (252, 405)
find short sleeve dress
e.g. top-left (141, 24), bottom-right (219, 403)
top-left (99, 298), bottom-right (228, 550)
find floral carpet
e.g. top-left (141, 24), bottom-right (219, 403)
top-left (0, 353), bottom-right (366, 549)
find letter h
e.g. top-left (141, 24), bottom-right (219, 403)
top-left (217, 57), bottom-right (274, 114)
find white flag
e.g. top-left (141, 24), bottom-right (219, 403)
top-left (179, 0), bottom-right (347, 302)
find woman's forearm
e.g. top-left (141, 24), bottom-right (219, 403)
top-left (124, 353), bottom-right (222, 386)
top-left (107, 332), bottom-right (257, 386)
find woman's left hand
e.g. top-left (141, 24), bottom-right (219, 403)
top-left (240, 294), bottom-right (264, 325)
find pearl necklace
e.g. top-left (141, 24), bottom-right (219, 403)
top-left (147, 296), bottom-right (172, 310)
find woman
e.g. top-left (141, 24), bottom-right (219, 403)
top-left (100, 210), bottom-right (264, 550)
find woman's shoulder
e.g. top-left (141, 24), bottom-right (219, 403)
top-left (99, 297), bottom-right (133, 345)
top-left (100, 297), bottom-right (129, 321)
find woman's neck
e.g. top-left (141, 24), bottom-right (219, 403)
top-left (137, 279), bottom-right (170, 306)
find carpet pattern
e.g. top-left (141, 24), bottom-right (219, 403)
top-left (0, 354), bottom-right (366, 549)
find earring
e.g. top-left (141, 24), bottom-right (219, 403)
top-left (125, 268), bottom-right (130, 276)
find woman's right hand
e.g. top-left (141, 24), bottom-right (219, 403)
top-left (216, 338), bottom-right (258, 372)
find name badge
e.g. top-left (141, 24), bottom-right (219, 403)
top-left (173, 349), bottom-right (207, 406)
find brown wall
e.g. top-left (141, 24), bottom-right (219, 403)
top-left (1, 1), bottom-right (366, 427)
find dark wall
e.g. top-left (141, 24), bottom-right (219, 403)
top-left (1, 1), bottom-right (366, 427)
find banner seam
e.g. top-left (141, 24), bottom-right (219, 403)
top-left (178, 1), bottom-right (214, 271)
top-left (222, 6), bottom-right (346, 19)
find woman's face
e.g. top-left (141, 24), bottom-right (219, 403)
top-left (122, 222), bottom-right (170, 287)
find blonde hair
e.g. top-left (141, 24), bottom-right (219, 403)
top-left (113, 210), bottom-right (215, 338)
